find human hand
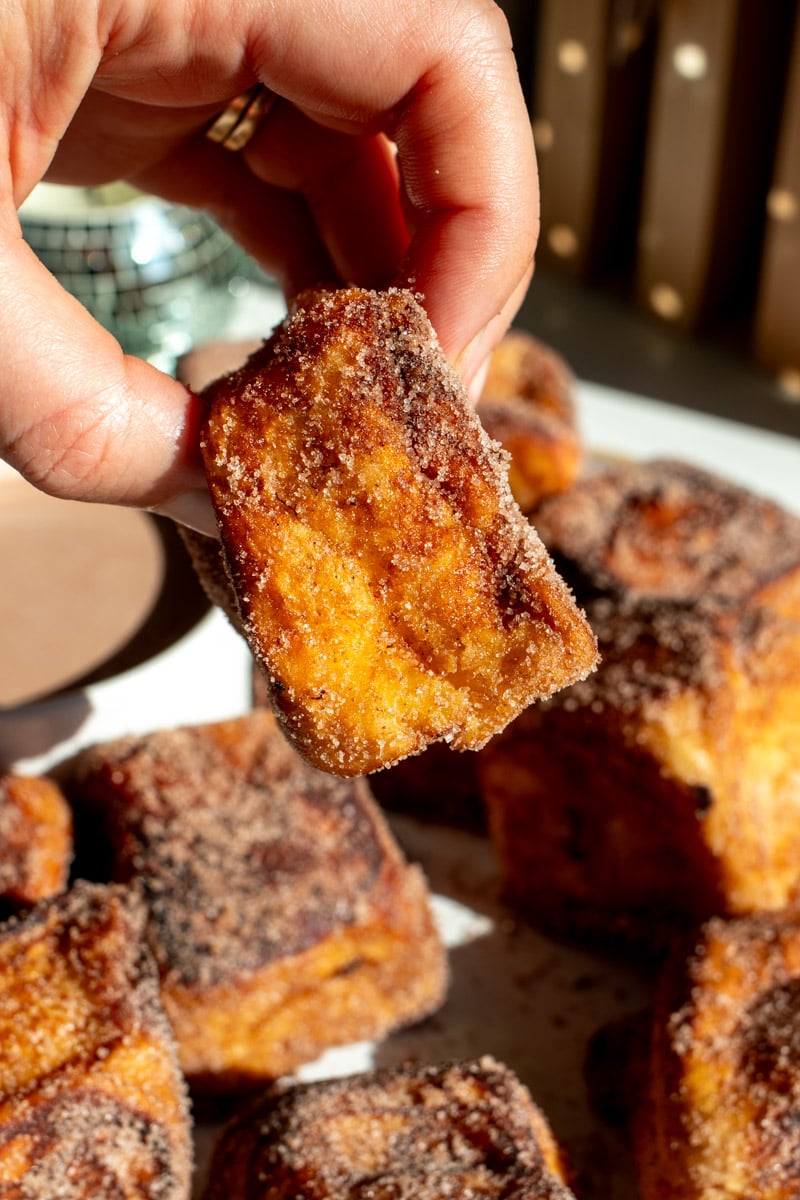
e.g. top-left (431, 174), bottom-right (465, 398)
top-left (1, 0), bottom-right (538, 524)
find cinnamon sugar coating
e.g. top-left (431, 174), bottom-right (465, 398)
top-left (479, 459), bottom-right (800, 949)
top-left (535, 457), bottom-right (800, 616)
top-left (477, 330), bottom-right (582, 514)
top-left (68, 711), bottom-right (447, 1093)
top-left (0, 772), bottom-right (72, 911)
top-left (0, 881), bottom-right (191, 1198)
top-left (635, 909), bottom-right (800, 1199)
top-left (200, 287), bottom-right (597, 776)
top-left (177, 325), bottom-right (583, 518)
top-left (206, 1056), bottom-right (576, 1200)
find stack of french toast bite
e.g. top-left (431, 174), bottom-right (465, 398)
top-left (3, 283), bottom-right (800, 1198)
top-left (0, 707), bottom-right (579, 1199)
top-left (474, 444), bottom-right (800, 1199)
top-left (0, 290), bottom-right (596, 1199)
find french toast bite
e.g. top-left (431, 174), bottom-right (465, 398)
top-left (205, 1056), bottom-right (576, 1200)
top-left (178, 327), bottom-right (581, 520)
top-left (0, 881), bottom-right (191, 1198)
top-left (477, 329), bottom-right (582, 514)
top-left (68, 710), bottom-right (448, 1094)
top-left (635, 908), bottom-right (800, 1200)
top-left (479, 458), bottom-right (800, 949)
top-left (199, 286), bottom-right (597, 776)
top-left (0, 772), bottom-right (72, 911)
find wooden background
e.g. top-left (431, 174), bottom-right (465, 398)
top-left (497, 0), bottom-right (800, 435)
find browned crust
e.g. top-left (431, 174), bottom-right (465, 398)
top-left (479, 700), bottom-right (730, 951)
top-left (206, 1056), bottom-right (575, 1199)
top-left (67, 711), bottom-right (448, 1092)
top-left (479, 329), bottom-right (576, 426)
top-left (0, 882), bottom-right (191, 1198)
top-left (536, 457), bottom-right (800, 609)
top-left (477, 329), bottom-right (581, 514)
top-left (637, 909), bottom-right (800, 1199)
top-left (479, 458), bottom-right (800, 948)
top-left (534, 458), bottom-right (800, 710)
top-left (0, 773), bottom-right (72, 910)
top-left (200, 286), bottom-right (597, 776)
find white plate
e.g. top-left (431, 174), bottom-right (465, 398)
top-left (578, 379), bottom-right (800, 514)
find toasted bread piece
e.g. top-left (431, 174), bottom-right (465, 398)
top-left (0, 772), bottom-right (72, 910)
top-left (206, 1056), bottom-right (575, 1199)
top-left (178, 328), bottom-right (581, 520)
top-left (0, 881), bottom-right (191, 1198)
top-left (635, 908), bottom-right (800, 1199)
top-left (178, 325), bottom-right (583, 675)
top-left (477, 330), bottom-right (581, 514)
top-left (68, 710), bottom-right (448, 1094)
top-left (199, 286), bottom-right (597, 776)
top-left (479, 459), bottom-right (800, 949)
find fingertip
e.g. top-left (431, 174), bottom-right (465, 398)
top-left (416, 255), bottom-right (534, 396)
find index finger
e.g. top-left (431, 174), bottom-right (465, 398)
top-left (388, 2), bottom-right (539, 373)
top-left (229, 0), bottom-right (538, 373)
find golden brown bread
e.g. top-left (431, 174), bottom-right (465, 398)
top-left (0, 772), bottom-right (72, 911)
top-left (479, 458), bottom-right (800, 948)
top-left (177, 328), bottom-right (581, 521)
top-left (205, 1056), bottom-right (576, 1200)
top-left (0, 881), bottom-right (191, 1198)
top-left (252, 646), bottom-right (487, 830)
top-left (481, 331), bottom-right (575, 426)
top-left (634, 908), bottom-right (800, 1199)
top-left (67, 710), bottom-right (448, 1094)
top-left (477, 330), bottom-right (581, 514)
top-left (199, 286), bottom-right (598, 776)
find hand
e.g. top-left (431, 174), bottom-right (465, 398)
top-left (0, 0), bottom-right (538, 522)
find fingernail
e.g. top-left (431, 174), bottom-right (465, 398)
top-left (456, 323), bottom-right (494, 405)
top-left (466, 355), bottom-right (491, 406)
top-left (148, 489), bottom-right (219, 538)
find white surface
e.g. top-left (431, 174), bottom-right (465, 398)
top-left (578, 379), bottom-right (800, 514)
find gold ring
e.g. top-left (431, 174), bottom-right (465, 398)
top-left (205, 84), bottom-right (276, 152)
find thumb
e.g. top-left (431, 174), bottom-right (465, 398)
top-left (0, 215), bottom-right (207, 511)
